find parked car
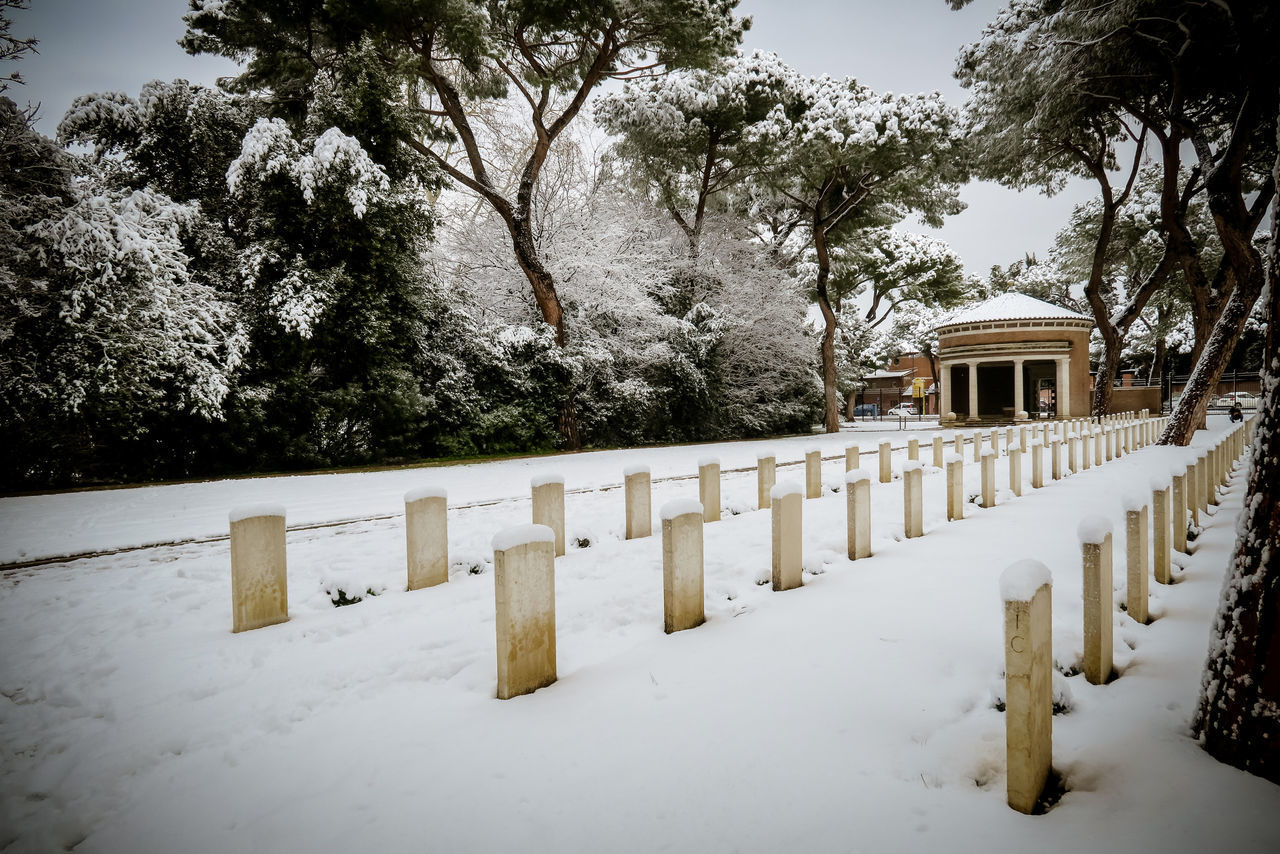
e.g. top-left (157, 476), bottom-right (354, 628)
top-left (1216, 392), bottom-right (1255, 407)
top-left (852, 403), bottom-right (880, 417)
top-left (887, 403), bottom-right (917, 416)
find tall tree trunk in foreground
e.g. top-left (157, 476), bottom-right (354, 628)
top-left (1192, 141), bottom-right (1280, 782)
top-left (812, 203), bottom-right (841, 433)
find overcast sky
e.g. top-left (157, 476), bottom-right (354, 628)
top-left (9, 0), bottom-right (1098, 278)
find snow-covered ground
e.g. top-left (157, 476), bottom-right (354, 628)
top-left (2, 416), bottom-right (1277, 853)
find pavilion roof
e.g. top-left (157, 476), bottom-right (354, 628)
top-left (937, 292), bottom-right (1091, 328)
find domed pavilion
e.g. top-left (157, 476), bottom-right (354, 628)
top-left (934, 293), bottom-right (1093, 422)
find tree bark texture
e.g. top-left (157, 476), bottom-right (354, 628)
top-left (812, 204), bottom-right (841, 433)
top-left (1193, 156), bottom-right (1280, 780)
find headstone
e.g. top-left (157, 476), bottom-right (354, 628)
top-left (845, 444), bottom-right (860, 472)
top-left (981, 449), bottom-right (997, 508)
top-left (1078, 517), bottom-right (1115, 685)
top-left (1124, 498), bottom-right (1150, 624)
top-left (493, 524), bottom-right (557, 699)
top-left (530, 475), bottom-right (565, 557)
top-left (757, 451), bottom-right (777, 510)
top-left (1001, 560), bottom-right (1053, 815)
top-left (698, 457), bottom-right (721, 523)
top-left (933, 434), bottom-right (945, 468)
top-left (1171, 470), bottom-right (1189, 553)
top-left (945, 453), bottom-right (964, 522)
top-left (230, 505), bottom-right (289, 633)
top-left (406, 486), bottom-right (450, 589)
top-left (1152, 480), bottom-right (1171, 584)
top-left (879, 440), bottom-right (893, 484)
top-left (903, 461), bottom-right (924, 539)
top-left (1030, 440), bottom-right (1043, 489)
top-left (771, 482), bottom-right (804, 591)
top-left (1008, 446), bottom-right (1022, 497)
top-left (661, 500), bottom-right (706, 634)
top-left (805, 447), bottom-right (823, 499)
top-left (845, 469), bottom-right (871, 560)
top-left (624, 465), bottom-right (652, 539)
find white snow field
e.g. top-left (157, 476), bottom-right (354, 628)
top-left (2, 417), bottom-right (1278, 853)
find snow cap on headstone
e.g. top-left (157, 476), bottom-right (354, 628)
top-left (1000, 559), bottom-right (1052, 602)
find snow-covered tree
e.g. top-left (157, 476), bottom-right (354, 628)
top-left (183, 0), bottom-right (747, 449)
top-left (429, 123), bottom-right (820, 444)
top-left (748, 69), bottom-right (965, 431)
top-left (1193, 137), bottom-right (1280, 783)
top-left (596, 50), bottom-right (797, 258)
top-left (0, 0), bottom-right (34, 93)
top-left (954, 0), bottom-right (1277, 441)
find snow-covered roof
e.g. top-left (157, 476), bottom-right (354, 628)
top-left (864, 369), bottom-right (912, 379)
top-left (937, 293), bottom-right (1091, 328)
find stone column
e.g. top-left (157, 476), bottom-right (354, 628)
top-left (698, 457), bottom-right (721, 523)
top-left (946, 453), bottom-right (964, 521)
top-left (1171, 471), bottom-right (1188, 554)
top-left (530, 476), bottom-right (565, 557)
top-left (845, 444), bottom-right (860, 472)
top-left (230, 505), bottom-right (289, 633)
top-left (879, 440), bottom-right (892, 484)
top-left (1125, 501), bottom-right (1149, 624)
top-left (805, 447), bottom-right (823, 499)
top-left (624, 465), bottom-right (652, 540)
top-left (1078, 518), bottom-right (1115, 685)
top-left (771, 482), bottom-right (804, 591)
top-left (1008, 446), bottom-right (1022, 497)
top-left (1001, 560), bottom-right (1053, 815)
top-left (932, 434), bottom-right (945, 468)
top-left (981, 449), bottom-right (997, 508)
top-left (1051, 438), bottom-right (1062, 481)
top-left (1030, 440), bottom-right (1043, 489)
top-left (661, 499), bottom-right (706, 634)
top-left (493, 524), bottom-right (557, 699)
top-left (968, 361), bottom-right (981, 420)
top-left (1152, 480), bottom-right (1171, 585)
top-left (940, 363), bottom-right (953, 416)
top-left (903, 461), bottom-right (924, 539)
top-left (1013, 358), bottom-right (1025, 417)
top-left (757, 452), bottom-right (776, 510)
top-left (845, 470), bottom-right (872, 560)
top-left (406, 487), bottom-right (450, 589)
top-left (1055, 357), bottom-right (1070, 417)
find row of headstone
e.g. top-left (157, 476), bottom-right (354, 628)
top-left (229, 412), bottom-right (1171, 636)
top-left (999, 416), bottom-right (1252, 814)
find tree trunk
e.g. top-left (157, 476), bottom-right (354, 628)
top-left (1193, 161), bottom-right (1280, 780)
top-left (812, 207), bottom-right (841, 433)
top-left (506, 214), bottom-right (581, 449)
top-left (817, 293), bottom-right (840, 432)
top-left (1091, 326), bottom-right (1122, 418)
top-left (1149, 338), bottom-right (1167, 387)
